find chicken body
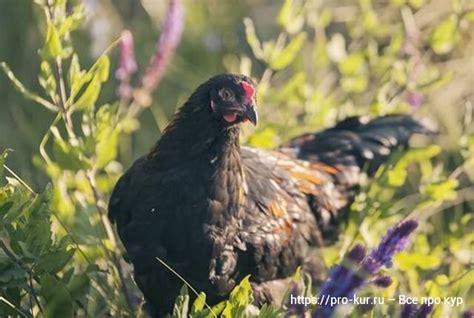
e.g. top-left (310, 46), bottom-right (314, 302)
top-left (108, 74), bottom-right (430, 316)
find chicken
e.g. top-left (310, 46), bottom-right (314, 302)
top-left (108, 74), bottom-right (431, 316)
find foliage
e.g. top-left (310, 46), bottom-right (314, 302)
top-left (0, 0), bottom-right (473, 317)
top-left (0, 0), bottom-right (145, 315)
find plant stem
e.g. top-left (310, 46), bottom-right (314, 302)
top-left (0, 241), bottom-right (41, 315)
top-left (43, 2), bottom-right (76, 141)
top-left (28, 273), bottom-right (44, 314)
top-left (0, 62), bottom-right (59, 112)
top-left (54, 57), bottom-right (76, 141)
top-left (0, 296), bottom-right (31, 318)
top-left (86, 170), bottom-right (134, 312)
top-left (3, 164), bottom-right (35, 194)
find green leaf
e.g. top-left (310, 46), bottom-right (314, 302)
top-left (248, 127), bottom-right (278, 149)
top-left (119, 117), bottom-right (140, 133)
top-left (39, 61), bottom-right (57, 98)
top-left (424, 179), bottom-right (459, 201)
top-left (429, 15), bottom-right (459, 55)
top-left (51, 127), bottom-right (91, 170)
top-left (221, 302), bottom-right (233, 318)
top-left (58, 5), bottom-right (85, 35)
top-left (291, 267), bottom-right (302, 283)
top-left (22, 192), bottom-right (53, 255)
top-left (94, 105), bottom-right (120, 168)
top-left (387, 168), bottom-right (408, 187)
top-left (244, 18), bottom-right (264, 59)
top-left (277, 0), bottom-right (304, 34)
top-left (74, 75), bottom-right (101, 111)
top-left (53, 0), bottom-right (67, 6)
top-left (386, 145), bottom-right (441, 187)
top-left (0, 150), bottom-right (9, 180)
top-left (223, 275), bottom-right (253, 318)
top-left (95, 129), bottom-right (119, 168)
top-left (339, 53), bottom-right (366, 76)
top-left (35, 249), bottom-right (75, 274)
top-left (341, 76), bottom-right (368, 93)
top-left (434, 274), bottom-right (449, 286)
top-left (0, 201), bottom-right (14, 218)
top-left (190, 292), bottom-right (206, 316)
top-left (277, 0), bottom-right (292, 28)
top-left (173, 285), bottom-right (190, 318)
top-left (41, 273), bottom-right (73, 318)
top-left (391, 61), bottom-right (407, 85)
top-left (193, 301), bottom-right (226, 318)
top-left (385, 30), bottom-right (404, 56)
top-left (2, 199), bottom-right (28, 224)
top-left (73, 55), bottom-right (109, 111)
top-left (92, 55), bottom-right (110, 82)
top-left (463, 10), bottom-right (474, 21)
top-left (313, 37), bottom-right (329, 66)
top-left (68, 54), bottom-right (85, 99)
top-left (67, 272), bottom-right (90, 299)
top-left (41, 22), bottom-right (63, 59)
top-left (269, 32), bottom-right (307, 70)
top-left (318, 8), bottom-right (332, 28)
top-left (271, 71), bottom-right (305, 103)
top-left (402, 145), bottom-right (441, 162)
top-left (408, 0), bottom-right (426, 9)
top-left (395, 251), bottom-right (442, 270)
top-left (0, 266), bottom-right (27, 285)
top-left (229, 275), bottom-right (253, 306)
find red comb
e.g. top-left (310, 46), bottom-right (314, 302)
top-left (241, 81), bottom-right (255, 100)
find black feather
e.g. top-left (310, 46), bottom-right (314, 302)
top-left (108, 74), bottom-right (432, 316)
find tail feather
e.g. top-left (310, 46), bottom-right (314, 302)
top-left (285, 115), bottom-right (434, 175)
top-left (281, 115), bottom-right (433, 241)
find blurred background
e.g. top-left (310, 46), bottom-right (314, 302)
top-left (0, 0), bottom-right (473, 186)
top-left (0, 0), bottom-right (473, 317)
top-left (0, 0), bottom-right (263, 186)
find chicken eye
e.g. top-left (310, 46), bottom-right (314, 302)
top-left (219, 88), bottom-right (234, 102)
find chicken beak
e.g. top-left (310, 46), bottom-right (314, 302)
top-left (243, 104), bottom-right (258, 126)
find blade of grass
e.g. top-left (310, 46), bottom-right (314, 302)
top-left (155, 256), bottom-right (217, 317)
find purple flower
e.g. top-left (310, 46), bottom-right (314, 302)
top-left (116, 30), bottom-right (137, 81)
top-left (313, 220), bottom-right (418, 318)
top-left (318, 244), bottom-right (366, 298)
top-left (463, 310), bottom-right (474, 318)
top-left (401, 303), bottom-right (434, 318)
top-left (373, 275), bottom-right (392, 288)
top-left (116, 30), bottom-right (137, 100)
top-left (406, 91), bottom-right (423, 109)
top-left (401, 303), bottom-right (416, 318)
top-left (142, 0), bottom-right (184, 92)
top-left (415, 304), bottom-right (433, 318)
top-left (369, 219), bottom-right (418, 268)
top-left (347, 244), bottom-right (367, 263)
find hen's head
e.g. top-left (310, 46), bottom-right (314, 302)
top-left (193, 74), bottom-right (258, 126)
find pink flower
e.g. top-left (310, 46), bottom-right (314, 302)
top-left (142, 0), bottom-right (184, 92)
top-left (116, 30), bottom-right (137, 81)
top-left (406, 91), bottom-right (424, 109)
top-left (116, 30), bottom-right (137, 100)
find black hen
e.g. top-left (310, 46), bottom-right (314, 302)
top-left (108, 74), bottom-right (431, 316)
